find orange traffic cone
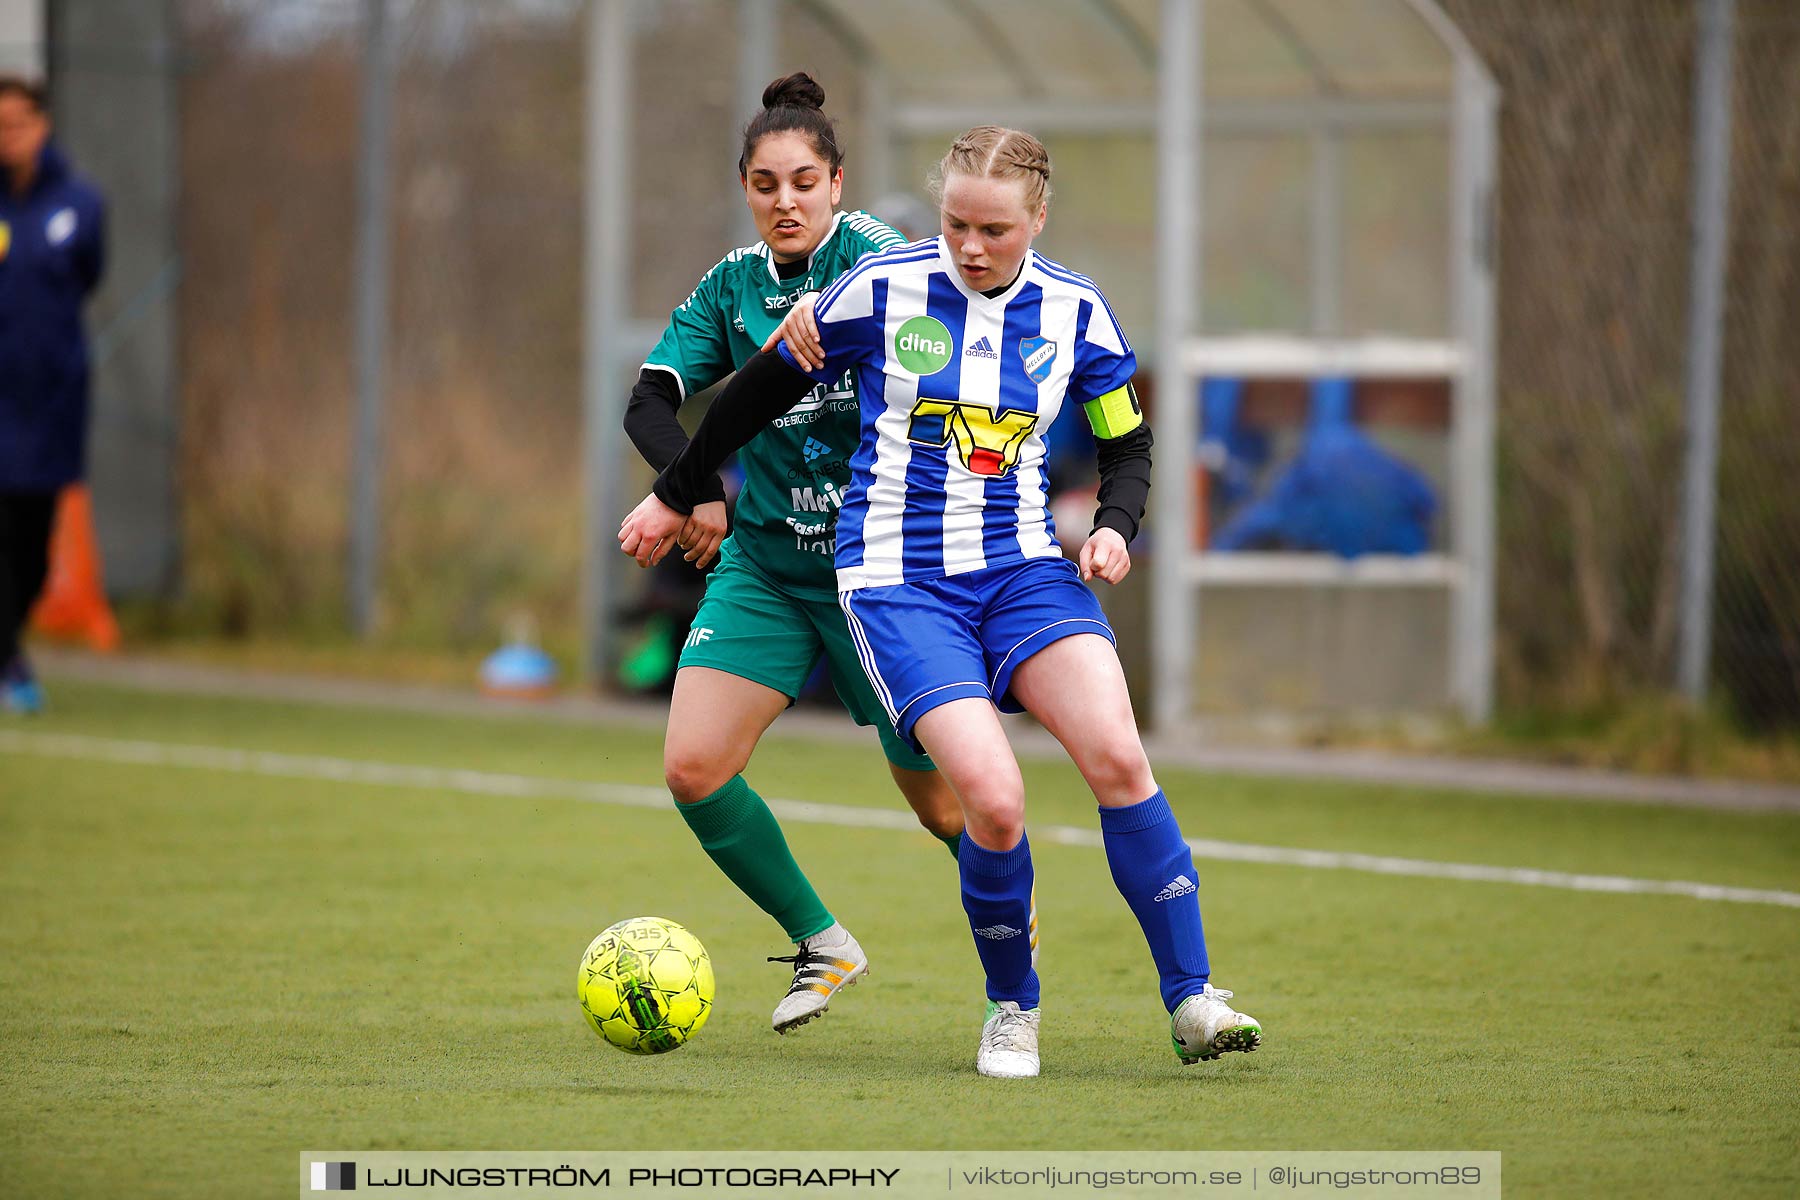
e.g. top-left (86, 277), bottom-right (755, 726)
top-left (29, 484), bottom-right (121, 653)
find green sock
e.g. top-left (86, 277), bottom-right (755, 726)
top-left (676, 775), bottom-right (833, 943)
top-left (939, 831), bottom-right (962, 860)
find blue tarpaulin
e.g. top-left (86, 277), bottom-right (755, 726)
top-left (1210, 378), bottom-right (1437, 558)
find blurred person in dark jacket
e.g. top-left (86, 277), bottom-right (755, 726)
top-left (0, 76), bottom-right (105, 713)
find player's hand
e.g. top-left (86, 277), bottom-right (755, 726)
top-left (618, 493), bottom-right (687, 568)
top-left (679, 500), bottom-right (728, 570)
top-left (761, 293), bottom-right (823, 372)
top-left (1079, 527), bottom-right (1131, 585)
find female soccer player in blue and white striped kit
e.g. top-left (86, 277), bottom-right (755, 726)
top-left (622, 126), bottom-right (1261, 1078)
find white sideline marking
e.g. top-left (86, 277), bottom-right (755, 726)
top-left (5, 730), bottom-right (1798, 910)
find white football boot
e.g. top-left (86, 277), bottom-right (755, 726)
top-left (768, 922), bottom-right (868, 1033)
top-left (1170, 983), bottom-right (1262, 1064)
top-left (977, 1000), bottom-right (1041, 1078)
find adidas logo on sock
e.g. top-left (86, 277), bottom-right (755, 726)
top-left (965, 336), bottom-right (998, 360)
top-left (1153, 875), bottom-right (1196, 902)
top-left (974, 924), bottom-right (1023, 940)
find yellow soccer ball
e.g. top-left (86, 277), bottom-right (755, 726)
top-left (578, 917), bottom-right (714, 1054)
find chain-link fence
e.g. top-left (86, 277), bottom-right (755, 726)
top-left (174, 0), bottom-right (581, 647)
top-left (1712, 1), bottom-right (1800, 732)
top-left (1441, 0), bottom-right (1800, 731)
top-left (155, 0), bottom-right (876, 654)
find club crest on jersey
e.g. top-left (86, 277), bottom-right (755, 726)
top-left (907, 398), bottom-right (1038, 477)
top-left (1020, 336), bottom-right (1057, 383)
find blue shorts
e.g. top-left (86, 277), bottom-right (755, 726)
top-left (838, 556), bottom-right (1116, 752)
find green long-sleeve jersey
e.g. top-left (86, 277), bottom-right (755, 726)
top-left (642, 210), bottom-right (906, 598)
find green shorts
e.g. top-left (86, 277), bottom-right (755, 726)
top-left (678, 541), bottom-right (935, 772)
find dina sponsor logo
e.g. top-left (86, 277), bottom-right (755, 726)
top-left (894, 315), bottom-right (954, 375)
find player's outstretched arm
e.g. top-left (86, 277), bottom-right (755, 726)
top-left (624, 369), bottom-right (728, 495)
top-left (619, 352), bottom-right (817, 568)
top-left (652, 350), bottom-right (820, 513)
top-left (622, 367), bottom-right (729, 568)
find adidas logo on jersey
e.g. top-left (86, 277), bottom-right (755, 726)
top-left (974, 924), bottom-right (1024, 940)
top-left (965, 336), bottom-right (999, 360)
top-left (1153, 875), bottom-right (1196, 902)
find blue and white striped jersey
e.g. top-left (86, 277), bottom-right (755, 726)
top-left (779, 236), bottom-right (1137, 591)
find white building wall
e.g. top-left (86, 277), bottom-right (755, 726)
top-left (0, 0), bottom-right (44, 76)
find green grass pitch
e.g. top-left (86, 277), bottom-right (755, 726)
top-left (2, 680), bottom-right (1797, 1197)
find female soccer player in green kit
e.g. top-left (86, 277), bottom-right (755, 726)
top-left (621, 74), bottom-right (1034, 1033)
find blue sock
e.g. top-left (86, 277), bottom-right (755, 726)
top-left (959, 832), bottom-right (1039, 1009)
top-left (1099, 791), bottom-right (1210, 1012)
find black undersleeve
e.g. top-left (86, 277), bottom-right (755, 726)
top-left (1092, 423), bottom-right (1154, 542)
top-left (654, 351), bottom-right (818, 514)
top-left (623, 368), bottom-right (727, 505)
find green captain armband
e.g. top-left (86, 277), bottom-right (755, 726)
top-left (1082, 383), bottom-right (1144, 440)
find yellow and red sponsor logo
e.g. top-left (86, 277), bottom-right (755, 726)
top-left (907, 398), bottom-right (1039, 477)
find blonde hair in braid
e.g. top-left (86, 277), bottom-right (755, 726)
top-left (929, 125), bottom-right (1052, 212)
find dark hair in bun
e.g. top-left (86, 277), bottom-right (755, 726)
top-left (739, 71), bottom-right (843, 177)
top-left (763, 72), bottom-right (824, 111)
